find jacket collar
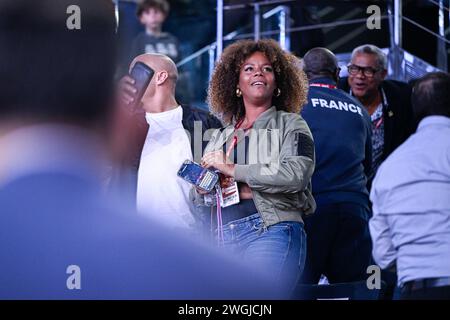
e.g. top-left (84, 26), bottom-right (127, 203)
top-left (181, 104), bottom-right (192, 129)
top-left (252, 106), bottom-right (277, 129)
top-left (213, 106), bottom-right (278, 147)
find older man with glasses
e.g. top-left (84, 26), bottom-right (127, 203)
top-left (339, 44), bottom-right (415, 189)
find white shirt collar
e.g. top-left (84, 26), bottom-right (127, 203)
top-left (145, 105), bottom-right (182, 122)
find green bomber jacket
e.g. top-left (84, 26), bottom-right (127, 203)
top-left (192, 106), bottom-right (316, 227)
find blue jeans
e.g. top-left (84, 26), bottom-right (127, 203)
top-left (220, 213), bottom-right (306, 293)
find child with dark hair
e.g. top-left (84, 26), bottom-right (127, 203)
top-left (131, 0), bottom-right (180, 63)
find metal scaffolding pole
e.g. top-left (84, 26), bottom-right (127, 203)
top-left (278, 6), bottom-right (290, 51)
top-left (437, 0), bottom-right (448, 70)
top-left (387, 0), bottom-right (395, 75)
top-left (113, 0), bottom-right (119, 32)
top-left (263, 5), bottom-right (291, 51)
top-left (254, 3), bottom-right (261, 41)
top-left (392, 0), bottom-right (403, 80)
top-left (216, 0), bottom-right (224, 61)
top-left (209, 45), bottom-right (216, 80)
top-left (388, 1), bottom-right (395, 51)
top-left (394, 0), bottom-right (402, 47)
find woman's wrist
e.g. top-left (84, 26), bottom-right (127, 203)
top-left (222, 163), bottom-right (235, 178)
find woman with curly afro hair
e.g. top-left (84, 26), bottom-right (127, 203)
top-left (208, 39), bottom-right (308, 124)
top-left (196, 39), bottom-right (316, 293)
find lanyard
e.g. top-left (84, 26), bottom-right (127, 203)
top-left (215, 119), bottom-right (250, 247)
top-left (374, 116), bottom-right (383, 130)
top-left (226, 119), bottom-right (252, 159)
top-left (310, 83), bottom-right (337, 89)
top-left (215, 186), bottom-right (224, 247)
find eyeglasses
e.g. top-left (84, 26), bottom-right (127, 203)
top-left (347, 64), bottom-right (380, 77)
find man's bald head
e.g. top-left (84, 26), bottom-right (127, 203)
top-left (128, 54), bottom-right (178, 108)
top-left (303, 47), bottom-right (339, 81)
top-left (131, 53), bottom-right (178, 84)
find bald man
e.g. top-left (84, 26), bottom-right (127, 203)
top-left (299, 48), bottom-right (373, 285)
top-left (122, 53), bottom-right (179, 112)
top-left (116, 53), bottom-right (222, 232)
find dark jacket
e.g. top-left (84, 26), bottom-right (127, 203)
top-left (339, 77), bottom-right (416, 163)
top-left (302, 77), bottom-right (372, 210)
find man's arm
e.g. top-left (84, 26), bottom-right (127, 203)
top-left (369, 185), bottom-right (397, 269)
top-left (369, 214), bottom-right (397, 269)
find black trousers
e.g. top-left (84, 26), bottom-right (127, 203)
top-left (401, 285), bottom-right (450, 300)
top-left (299, 202), bottom-right (372, 284)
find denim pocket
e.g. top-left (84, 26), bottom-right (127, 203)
top-left (272, 223), bottom-right (307, 272)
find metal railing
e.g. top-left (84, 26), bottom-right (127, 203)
top-left (388, 0), bottom-right (449, 76)
top-left (177, 9), bottom-right (389, 79)
top-left (170, 0), bottom-right (448, 105)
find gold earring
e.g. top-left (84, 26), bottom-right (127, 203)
top-left (236, 88), bottom-right (242, 98)
top-left (275, 88), bottom-right (281, 97)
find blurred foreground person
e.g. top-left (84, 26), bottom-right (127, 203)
top-left (0, 0), bottom-right (281, 300)
top-left (370, 72), bottom-right (450, 300)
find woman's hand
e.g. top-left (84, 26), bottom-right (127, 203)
top-left (201, 151), bottom-right (235, 178)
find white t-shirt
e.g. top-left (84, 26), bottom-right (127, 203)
top-left (136, 106), bottom-right (196, 229)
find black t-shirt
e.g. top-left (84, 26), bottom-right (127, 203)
top-left (220, 135), bottom-right (258, 225)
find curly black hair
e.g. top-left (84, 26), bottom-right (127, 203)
top-left (207, 39), bottom-right (308, 124)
